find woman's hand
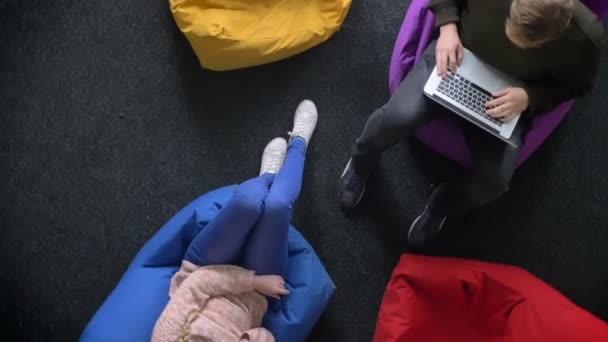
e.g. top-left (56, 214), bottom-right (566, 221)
top-left (253, 275), bottom-right (289, 299)
top-left (485, 87), bottom-right (529, 122)
top-left (436, 23), bottom-right (464, 77)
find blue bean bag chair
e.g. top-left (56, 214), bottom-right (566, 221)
top-left (80, 185), bottom-right (335, 342)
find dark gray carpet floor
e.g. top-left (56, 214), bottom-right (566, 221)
top-left (1, 0), bottom-right (607, 341)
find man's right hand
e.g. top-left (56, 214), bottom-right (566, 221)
top-left (435, 23), bottom-right (464, 77)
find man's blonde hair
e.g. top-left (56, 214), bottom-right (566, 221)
top-left (506, 0), bottom-right (574, 48)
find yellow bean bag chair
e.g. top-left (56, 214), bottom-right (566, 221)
top-left (169, 0), bottom-right (351, 71)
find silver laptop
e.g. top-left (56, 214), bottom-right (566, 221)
top-left (423, 48), bottom-right (524, 147)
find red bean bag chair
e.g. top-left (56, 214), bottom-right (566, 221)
top-left (374, 254), bottom-right (608, 342)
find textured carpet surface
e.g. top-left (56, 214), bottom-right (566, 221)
top-left (1, 0), bottom-right (607, 341)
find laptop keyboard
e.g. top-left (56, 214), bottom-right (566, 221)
top-left (437, 72), bottom-right (503, 127)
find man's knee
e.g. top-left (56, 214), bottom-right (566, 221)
top-left (379, 95), bottom-right (429, 131)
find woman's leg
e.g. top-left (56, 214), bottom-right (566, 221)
top-left (184, 173), bottom-right (274, 266)
top-left (241, 137), bottom-right (307, 276)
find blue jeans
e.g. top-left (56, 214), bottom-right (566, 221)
top-left (184, 137), bottom-right (306, 277)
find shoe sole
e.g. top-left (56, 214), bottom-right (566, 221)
top-left (407, 206), bottom-right (446, 243)
top-left (407, 214), bottom-right (422, 241)
top-left (338, 159), bottom-right (366, 210)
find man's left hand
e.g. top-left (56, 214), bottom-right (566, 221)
top-left (485, 87), bottom-right (529, 122)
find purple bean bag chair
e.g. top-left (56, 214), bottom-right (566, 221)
top-left (389, 0), bottom-right (607, 167)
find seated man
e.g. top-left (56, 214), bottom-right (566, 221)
top-left (338, 0), bottom-right (603, 247)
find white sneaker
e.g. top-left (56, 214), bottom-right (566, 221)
top-left (260, 137), bottom-right (287, 175)
top-left (288, 99), bottom-right (318, 146)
